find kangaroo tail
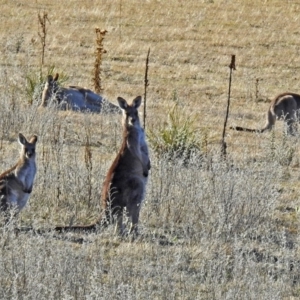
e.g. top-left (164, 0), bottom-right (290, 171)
top-left (14, 220), bottom-right (107, 235)
top-left (230, 109), bottom-right (275, 134)
top-left (229, 126), bottom-right (264, 133)
top-left (54, 216), bottom-right (109, 233)
top-left (54, 223), bottom-right (98, 233)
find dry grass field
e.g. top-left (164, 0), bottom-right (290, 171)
top-left (1, 0), bottom-right (300, 299)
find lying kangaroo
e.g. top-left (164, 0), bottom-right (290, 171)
top-left (41, 73), bottom-right (120, 113)
top-left (230, 93), bottom-right (300, 135)
top-left (55, 96), bottom-right (151, 235)
top-left (0, 133), bottom-right (38, 223)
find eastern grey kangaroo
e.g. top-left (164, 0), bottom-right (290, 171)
top-left (54, 96), bottom-right (150, 235)
top-left (0, 133), bottom-right (38, 223)
top-left (41, 73), bottom-right (120, 113)
top-left (230, 93), bottom-right (300, 135)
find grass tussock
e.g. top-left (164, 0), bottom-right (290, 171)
top-left (148, 103), bottom-right (203, 162)
top-left (25, 66), bottom-right (69, 105)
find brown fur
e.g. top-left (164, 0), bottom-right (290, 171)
top-left (55, 96), bottom-right (150, 235)
top-left (0, 133), bottom-right (38, 224)
top-left (230, 93), bottom-right (300, 135)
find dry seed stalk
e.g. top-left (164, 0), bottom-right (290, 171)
top-left (143, 48), bottom-right (151, 129)
top-left (255, 78), bottom-right (261, 103)
top-left (93, 28), bottom-right (107, 94)
top-left (51, 122), bottom-right (63, 203)
top-left (38, 11), bottom-right (50, 66)
top-left (119, 0), bottom-right (123, 41)
top-left (84, 126), bottom-right (93, 207)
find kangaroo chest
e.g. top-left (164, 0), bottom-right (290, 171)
top-left (15, 163), bottom-right (36, 190)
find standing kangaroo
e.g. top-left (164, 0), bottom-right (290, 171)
top-left (102, 95), bottom-right (151, 235)
top-left (0, 133), bottom-right (38, 223)
top-left (55, 96), bottom-right (150, 235)
top-left (230, 93), bottom-right (300, 135)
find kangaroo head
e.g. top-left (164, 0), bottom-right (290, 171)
top-left (18, 133), bottom-right (38, 159)
top-left (117, 96), bottom-right (142, 127)
top-left (41, 73), bottom-right (59, 106)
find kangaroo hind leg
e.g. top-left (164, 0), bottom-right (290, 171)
top-left (286, 118), bottom-right (297, 135)
top-left (126, 179), bottom-right (145, 236)
top-left (113, 207), bottom-right (124, 236)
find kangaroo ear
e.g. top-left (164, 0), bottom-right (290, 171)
top-left (47, 75), bottom-right (53, 83)
top-left (53, 73), bottom-right (59, 81)
top-left (29, 135), bottom-right (38, 144)
top-left (117, 97), bottom-right (128, 110)
top-left (18, 133), bottom-right (27, 145)
top-left (132, 96), bottom-right (142, 108)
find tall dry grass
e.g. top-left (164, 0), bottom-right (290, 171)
top-left (1, 0), bottom-right (300, 298)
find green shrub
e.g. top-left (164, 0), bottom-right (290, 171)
top-left (148, 103), bottom-right (203, 162)
top-left (25, 66), bottom-right (68, 105)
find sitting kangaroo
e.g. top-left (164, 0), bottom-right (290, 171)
top-left (0, 133), bottom-right (38, 224)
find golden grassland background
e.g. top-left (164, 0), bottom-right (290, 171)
top-left (2, 1), bottom-right (300, 153)
top-left (1, 0), bottom-right (300, 298)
